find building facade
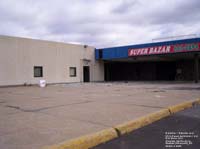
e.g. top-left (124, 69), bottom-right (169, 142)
top-left (0, 35), bottom-right (200, 87)
top-left (96, 38), bottom-right (200, 83)
top-left (0, 35), bottom-right (104, 86)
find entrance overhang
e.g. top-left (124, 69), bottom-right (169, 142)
top-left (104, 52), bottom-right (199, 63)
top-left (95, 37), bottom-right (200, 60)
top-left (96, 38), bottom-right (200, 83)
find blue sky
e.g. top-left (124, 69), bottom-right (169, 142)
top-left (0, 0), bottom-right (200, 48)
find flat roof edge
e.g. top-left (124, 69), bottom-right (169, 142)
top-left (0, 34), bottom-right (95, 49)
top-left (98, 37), bottom-right (200, 50)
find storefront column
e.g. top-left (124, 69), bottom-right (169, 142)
top-left (194, 54), bottom-right (199, 83)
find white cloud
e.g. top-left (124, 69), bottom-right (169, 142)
top-left (0, 0), bottom-right (200, 48)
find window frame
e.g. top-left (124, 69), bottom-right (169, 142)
top-left (69, 67), bottom-right (77, 77)
top-left (34, 66), bottom-right (43, 78)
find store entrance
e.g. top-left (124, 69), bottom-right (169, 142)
top-left (104, 61), bottom-right (177, 81)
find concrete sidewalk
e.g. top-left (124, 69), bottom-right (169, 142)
top-left (0, 82), bottom-right (200, 149)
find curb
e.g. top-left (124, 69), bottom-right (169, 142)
top-left (168, 101), bottom-right (193, 114)
top-left (44, 98), bottom-right (200, 149)
top-left (43, 128), bottom-right (118, 149)
top-left (168, 98), bottom-right (200, 114)
top-left (114, 108), bottom-right (170, 135)
top-left (194, 98), bottom-right (200, 105)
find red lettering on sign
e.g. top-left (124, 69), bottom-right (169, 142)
top-left (128, 42), bottom-right (200, 57)
top-left (128, 45), bottom-right (172, 56)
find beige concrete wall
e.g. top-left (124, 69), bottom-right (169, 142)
top-left (0, 35), bottom-right (104, 86)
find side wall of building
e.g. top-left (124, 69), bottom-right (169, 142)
top-left (0, 36), bottom-right (104, 86)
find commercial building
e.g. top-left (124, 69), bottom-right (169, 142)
top-left (0, 35), bottom-right (200, 86)
top-left (0, 35), bottom-right (104, 86)
top-left (96, 37), bottom-right (200, 83)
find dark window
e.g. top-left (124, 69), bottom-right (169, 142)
top-left (34, 66), bottom-right (43, 77)
top-left (70, 67), bottom-right (76, 77)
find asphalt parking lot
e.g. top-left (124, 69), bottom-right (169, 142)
top-left (0, 82), bottom-right (200, 149)
top-left (93, 104), bottom-right (200, 149)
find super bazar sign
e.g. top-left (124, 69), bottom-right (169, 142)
top-left (128, 42), bottom-right (200, 56)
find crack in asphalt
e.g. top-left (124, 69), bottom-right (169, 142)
top-left (166, 87), bottom-right (200, 90)
top-left (5, 100), bottom-right (93, 113)
top-left (129, 104), bottom-right (164, 109)
top-left (111, 102), bottom-right (164, 109)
